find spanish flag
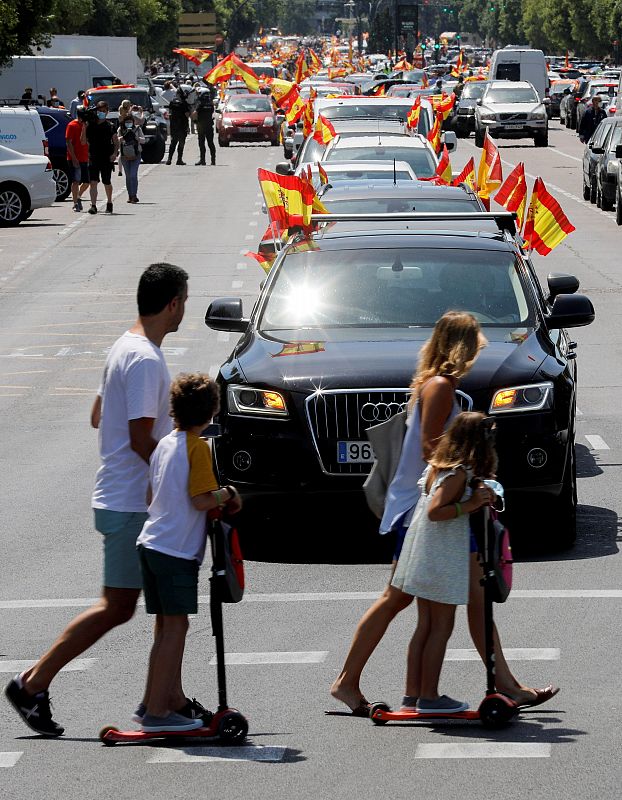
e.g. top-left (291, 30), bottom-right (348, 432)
top-left (452, 157), bottom-right (476, 191)
top-left (451, 50), bottom-right (466, 78)
top-left (295, 51), bottom-right (311, 84)
top-left (434, 92), bottom-right (456, 121)
top-left (394, 58), bottom-right (413, 71)
top-left (495, 162), bottom-right (527, 229)
top-left (421, 72), bottom-right (429, 88)
top-left (302, 99), bottom-right (315, 138)
top-left (204, 55), bottom-right (234, 85)
top-left (328, 66), bottom-right (347, 80)
top-left (309, 49), bottom-right (322, 73)
top-left (313, 114), bottom-right (337, 145)
top-left (434, 144), bottom-right (452, 185)
top-left (270, 81), bottom-right (306, 124)
top-left (370, 83), bottom-right (386, 96)
top-left (246, 249), bottom-right (277, 273)
top-left (427, 111), bottom-right (443, 154)
top-left (258, 168), bottom-right (315, 234)
top-left (318, 162), bottom-right (328, 186)
top-left (523, 177), bottom-right (575, 255)
top-left (173, 48), bottom-right (213, 65)
top-left (230, 54), bottom-right (260, 93)
top-left (477, 131), bottom-right (503, 201)
top-left (406, 96), bottom-right (421, 130)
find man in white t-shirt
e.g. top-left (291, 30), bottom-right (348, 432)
top-left (5, 263), bottom-right (207, 737)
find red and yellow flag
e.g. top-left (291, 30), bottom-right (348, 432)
top-left (477, 131), bottom-right (503, 200)
top-left (523, 178), bottom-right (575, 255)
top-left (229, 53), bottom-right (260, 92)
top-left (309, 49), bottom-right (322, 74)
top-left (204, 56), bottom-right (234, 85)
top-left (421, 72), bottom-right (429, 88)
top-left (270, 81), bottom-right (306, 124)
top-left (173, 48), bottom-right (213, 65)
top-left (328, 66), bottom-right (347, 80)
top-left (495, 162), bottom-right (527, 229)
top-left (318, 162), bottom-right (328, 186)
top-left (302, 99), bottom-right (315, 138)
top-left (434, 144), bottom-right (452, 185)
top-left (406, 96), bottom-right (421, 129)
top-left (246, 249), bottom-right (277, 273)
top-left (452, 157), bottom-right (476, 191)
top-left (427, 111), bottom-right (443, 154)
top-left (433, 92), bottom-right (456, 121)
top-left (451, 50), bottom-right (466, 78)
top-left (313, 114), bottom-right (337, 145)
top-left (295, 51), bottom-right (311, 84)
top-left (394, 58), bottom-right (413, 71)
top-left (370, 83), bottom-right (386, 96)
top-left (258, 168), bottom-right (311, 231)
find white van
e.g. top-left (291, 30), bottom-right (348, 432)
top-left (0, 107), bottom-right (48, 157)
top-left (488, 47), bottom-right (549, 100)
top-left (0, 56), bottom-right (114, 105)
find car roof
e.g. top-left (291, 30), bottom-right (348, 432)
top-left (318, 96), bottom-right (419, 107)
top-left (486, 81), bottom-right (535, 90)
top-left (330, 134), bottom-right (430, 149)
top-left (320, 183), bottom-right (478, 201)
top-left (330, 120), bottom-right (407, 133)
top-left (288, 228), bottom-right (515, 251)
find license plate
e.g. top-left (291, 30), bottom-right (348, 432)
top-left (503, 123), bottom-right (525, 129)
top-left (241, 126), bottom-right (257, 133)
top-left (337, 441), bottom-right (375, 464)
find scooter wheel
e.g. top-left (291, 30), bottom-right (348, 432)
top-left (218, 711), bottom-right (249, 744)
top-left (99, 725), bottom-right (119, 745)
top-left (369, 702), bottom-right (391, 726)
top-left (479, 696), bottom-right (516, 729)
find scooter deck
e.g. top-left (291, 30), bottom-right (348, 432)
top-left (100, 725), bottom-right (219, 745)
top-left (372, 709), bottom-right (480, 722)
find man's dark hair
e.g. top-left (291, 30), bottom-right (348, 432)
top-left (137, 262), bottom-right (188, 316)
top-left (96, 100), bottom-right (109, 111)
top-left (170, 373), bottom-right (220, 429)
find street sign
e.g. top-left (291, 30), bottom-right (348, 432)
top-left (397, 3), bottom-right (419, 38)
top-left (178, 12), bottom-right (218, 47)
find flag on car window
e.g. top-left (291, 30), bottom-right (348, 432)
top-left (229, 54), bottom-right (260, 93)
top-left (258, 169), bottom-right (316, 236)
top-left (302, 99), bottom-right (315, 138)
top-left (452, 157), bottom-right (476, 191)
top-left (406, 96), bottom-right (421, 129)
top-left (477, 131), bottom-right (503, 200)
top-left (313, 114), bottom-right (337, 145)
top-left (434, 144), bottom-right (452, 185)
top-left (523, 178), bottom-right (575, 255)
top-left (495, 162), bottom-right (527, 230)
top-left (427, 111), bottom-right (443, 153)
top-left (295, 52), bottom-right (311, 84)
top-left (318, 162), bottom-right (329, 185)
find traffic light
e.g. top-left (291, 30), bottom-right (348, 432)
top-left (421, 41), bottom-right (427, 50)
top-left (456, 33), bottom-right (461, 40)
top-left (434, 41), bottom-right (441, 50)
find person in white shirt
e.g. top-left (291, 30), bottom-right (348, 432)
top-left (4, 263), bottom-right (217, 737)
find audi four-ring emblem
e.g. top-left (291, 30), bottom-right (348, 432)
top-left (360, 401), bottom-right (407, 422)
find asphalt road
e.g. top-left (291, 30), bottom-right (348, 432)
top-left (1, 123), bottom-right (621, 799)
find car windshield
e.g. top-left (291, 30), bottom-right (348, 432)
top-left (247, 65), bottom-right (276, 78)
top-left (322, 197), bottom-right (479, 212)
top-left (87, 91), bottom-right (150, 109)
top-left (589, 84), bottom-right (616, 96)
top-left (609, 125), bottom-right (622, 151)
top-left (326, 146), bottom-right (437, 178)
top-left (485, 88), bottom-right (539, 103)
top-left (324, 170), bottom-right (414, 182)
top-left (226, 96), bottom-right (272, 112)
top-left (462, 84), bottom-right (486, 99)
top-left (323, 104), bottom-right (411, 121)
top-left (260, 248), bottom-right (532, 329)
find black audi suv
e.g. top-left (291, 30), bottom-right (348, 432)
top-left (205, 214), bottom-right (594, 548)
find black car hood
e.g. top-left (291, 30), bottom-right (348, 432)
top-left (231, 326), bottom-right (552, 393)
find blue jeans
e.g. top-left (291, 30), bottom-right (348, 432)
top-left (122, 157), bottom-right (141, 198)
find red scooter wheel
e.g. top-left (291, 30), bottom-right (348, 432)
top-left (370, 702), bottom-right (391, 726)
top-left (478, 695), bottom-right (516, 729)
top-left (217, 711), bottom-right (248, 744)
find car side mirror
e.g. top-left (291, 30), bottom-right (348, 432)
top-left (547, 272), bottom-right (579, 301)
top-left (276, 161), bottom-right (294, 175)
top-left (205, 298), bottom-right (249, 333)
top-left (442, 130), bottom-right (457, 152)
top-left (616, 144), bottom-right (622, 158)
top-left (476, 98), bottom-right (483, 106)
top-left (546, 293), bottom-right (595, 329)
top-left (591, 145), bottom-right (605, 154)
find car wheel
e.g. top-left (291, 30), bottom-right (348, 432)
top-left (534, 129), bottom-right (549, 147)
top-left (474, 127), bottom-right (485, 147)
top-left (219, 137), bottom-right (229, 147)
top-left (142, 135), bottom-right (166, 164)
top-left (582, 179), bottom-right (591, 201)
top-left (589, 177), bottom-right (597, 204)
top-left (601, 185), bottom-right (614, 211)
top-left (548, 440), bottom-right (577, 549)
top-left (53, 165), bottom-right (71, 202)
top-left (616, 192), bottom-right (622, 225)
top-left (596, 181), bottom-right (603, 208)
top-left (0, 184), bottom-right (27, 226)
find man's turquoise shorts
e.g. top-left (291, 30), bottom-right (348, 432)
top-left (94, 509), bottom-right (148, 589)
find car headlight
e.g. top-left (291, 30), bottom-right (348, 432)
top-left (228, 385), bottom-right (288, 417)
top-left (607, 159), bottom-right (619, 175)
top-left (222, 117), bottom-right (233, 128)
top-left (489, 382), bottom-right (554, 414)
top-left (263, 115), bottom-right (275, 126)
top-left (530, 110), bottom-right (547, 120)
top-left (479, 111), bottom-right (496, 121)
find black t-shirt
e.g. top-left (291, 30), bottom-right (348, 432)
top-left (169, 96), bottom-right (190, 125)
top-left (195, 94), bottom-right (214, 125)
top-left (86, 120), bottom-right (115, 163)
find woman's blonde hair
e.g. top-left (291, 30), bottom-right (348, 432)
top-left (409, 311), bottom-right (486, 407)
top-left (429, 411), bottom-right (498, 479)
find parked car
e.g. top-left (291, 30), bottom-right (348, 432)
top-left (582, 116), bottom-right (622, 210)
top-left (548, 80), bottom-right (577, 119)
top-left (474, 80), bottom-right (548, 147)
top-left (0, 143), bottom-right (55, 225)
top-left (204, 212), bottom-right (594, 548)
top-left (575, 81), bottom-right (617, 131)
top-left (0, 106), bottom-right (48, 158)
top-left (216, 93), bottom-right (279, 147)
top-left (36, 106), bottom-right (72, 201)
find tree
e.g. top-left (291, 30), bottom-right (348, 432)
top-left (0, 0), bottom-right (54, 69)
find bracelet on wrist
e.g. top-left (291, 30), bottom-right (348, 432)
top-left (455, 502), bottom-right (463, 518)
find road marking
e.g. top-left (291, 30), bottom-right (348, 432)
top-left (0, 752), bottom-right (23, 768)
top-left (237, 262), bottom-right (248, 270)
top-left (231, 281), bottom-right (244, 289)
top-left (415, 744), bottom-right (551, 759)
top-left (585, 434), bottom-right (610, 450)
top-left (0, 371), bottom-right (49, 376)
top-left (210, 651), bottom-right (328, 665)
top-left (148, 745), bottom-right (288, 764)
top-left (0, 385), bottom-right (29, 389)
top-left (547, 146), bottom-right (582, 163)
top-left (446, 648), bottom-right (558, 661)
top-left (0, 658), bottom-right (97, 673)
top-left (244, 234), bottom-right (254, 240)
top-left (248, 220), bottom-right (258, 227)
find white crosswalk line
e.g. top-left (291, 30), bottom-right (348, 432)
top-left (446, 648), bottom-right (559, 661)
top-left (0, 752), bottom-right (23, 768)
top-left (415, 743), bottom-right (551, 759)
top-left (585, 434), bottom-right (610, 450)
top-left (148, 745), bottom-right (288, 764)
top-left (210, 651), bottom-right (328, 665)
top-left (0, 658), bottom-right (97, 673)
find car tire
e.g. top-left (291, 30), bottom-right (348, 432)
top-left (219, 137), bottom-right (230, 147)
top-left (0, 183), bottom-right (28, 227)
top-left (474, 128), bottom-right (485, 148)
top-left (548, 440), bottom-right (577, 550)
top-left (600, 184), bottom-right (614, 211)
top-left (596, 181), bottom-right (603, 208)
top-left (582, 180), bottom-right (591, 201)
top-left (142, 135), bottom-right (166, 164)
top-left (53, 164), bottom-right (71, 202)
top-left (534, 129), bottom-right (549, 147)
top-left (589, 177), bottom-right (597, 204)
top-left (616, 192), bottom-right (622, 225)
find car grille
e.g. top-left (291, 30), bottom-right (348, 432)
top-left (304, 388), bottom-right (472, 476)
top-left (499, 113), bottom-right (528, 121)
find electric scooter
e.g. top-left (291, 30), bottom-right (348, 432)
top-left (369, 505), bottom-right (518, 730)
top-left (100, 515), bottom-right (248, 746)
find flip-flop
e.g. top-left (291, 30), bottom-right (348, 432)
top-left (325, 701), bottom-right (371, 718)
top-left (518, 685), bottom-right (560, 709)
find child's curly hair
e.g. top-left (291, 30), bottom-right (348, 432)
top-left (170, 372), bottom-right (220, 430)
top-left (429, 411), bottom-right (498, 479)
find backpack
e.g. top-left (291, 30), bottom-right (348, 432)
top-left (209, 517), bottom-right (245, 604)
top-left (472, 507), bottom-right (513, 604)
top-left (121, 128), bottom-right (138, 160)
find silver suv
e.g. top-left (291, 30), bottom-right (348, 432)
top-left (474, 80), bottom-right (548, 148)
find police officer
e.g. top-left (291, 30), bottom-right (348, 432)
top-left (166, 85), bottom-right (194, 166)
top-left (193, 88), bottom-right (216, 166)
